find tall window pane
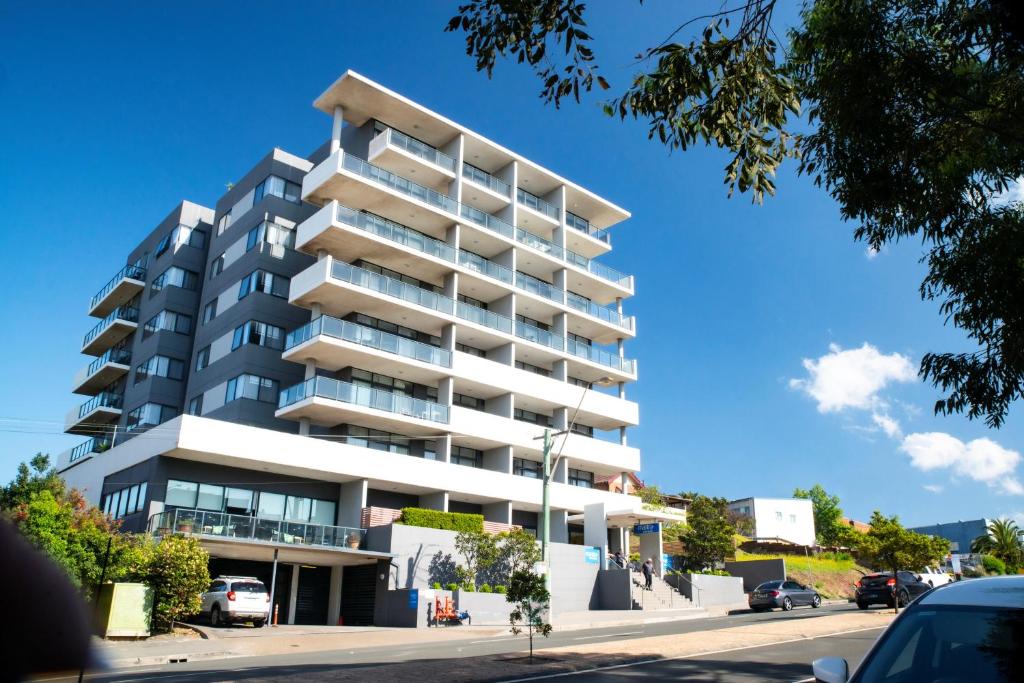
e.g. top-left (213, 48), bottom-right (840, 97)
top-left (166, 480), bottom-right (198, 507)
top-left (197, 483), bottom-right (224, 511)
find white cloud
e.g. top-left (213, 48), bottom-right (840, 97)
top-left (900, 432), bottom-right (1024, 496)
top-left (872, 412), bottom-right (903, 439)
top-left (790, 343), bottom-right (917, 413)
top-left (995, 178), bottom-right (1024, 205)
top-left (865, 245), bottom-right (880, 260)
top-left (922, 484), bottom-right (945, 494)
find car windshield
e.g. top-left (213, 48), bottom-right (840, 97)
top-left (757, 581), bottom-right (783, 590)
top-left (853, 606), bottom-right (1024, 682)
top-left (231, 581), bottom-right (266, 593)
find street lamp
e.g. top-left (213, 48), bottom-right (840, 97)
top-left (535, 376), bottom-right (617, 594)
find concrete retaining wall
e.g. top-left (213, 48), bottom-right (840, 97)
top-left (667, 573), bottom-right (745, 607)
top-left (724, 558), bottom-right (787, 593)
top-left (597, 569), bottom-right (632, 610)
top-left (454, 591), bottom-right (512, 625)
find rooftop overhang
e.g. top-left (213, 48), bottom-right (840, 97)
top-left (195, 534), bottom-right (393, 568)
top-left (569, 507), bottom-right (687, 528)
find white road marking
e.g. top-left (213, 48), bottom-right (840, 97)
top-left (571, 631), bottom-right (643, 641)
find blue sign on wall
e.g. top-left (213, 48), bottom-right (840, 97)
top-left (634, 522), bottom-right (661, 535)
top-left (408, 588), bottom-right (419, 609)
top-left (584, 547), bottom-right (601, 564)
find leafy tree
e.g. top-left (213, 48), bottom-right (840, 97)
top-left (793, 484), bottom-right (844, 547)
top-left (506, 569), bottom-right (552, 662)
top-left (860, 512), bottom-right (950, 612)
top-left (971, 518), bottom-right (1024, 573)
top-left (678, 495), bottom-right (735, 571)
top-left (144, 535), bottom-right (210, 632)
top-left (446, 0), bottom-right (1024, 428)
top-left (496, 527), bottom-right (542, 579)
top-left (0, 452), bottom-right (64, 511)
top-left (637, 484), bottom-right (666, 508)
top-left (455, 529), bottom-right (499, 588)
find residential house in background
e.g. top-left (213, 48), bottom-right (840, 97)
top-left (728, 497), bottom-right (816, 547)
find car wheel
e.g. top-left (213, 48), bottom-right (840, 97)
top-left (211, 605), bottom-right (222, 627)
top-left (812, 595), bottom-right (821, 608)
top-left (253, 619), bottom-right (266, 628)
top-left (898, 589), bottom-right (910, 607)
top-left (857, 601), bottom-right (869, 610)
top-left (782, 597), bottom-right (793, 611)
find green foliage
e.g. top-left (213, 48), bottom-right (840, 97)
top-left (143, 536), bottom-right (210, 633)
top-left (695, 569), bottom-right (731, 576)
top-left (455, 529), bottom-right (499, 587)
top-left (445, 582), bottom-right (459, 592)
top-left (638, 484), bottom-right (666, 508)
top-left (0, 452), bottom-right (64, 511)
top-left (793, 484), bottom-right (844, 547)
top-left (431, 581), bottom-right (442, 590)
top-left (399, 507), bottom-right (484, 533)
top-left (629, 552), bottom-right (641, 563)
top-left (447, 0), bottom-right (1024, 427)
top-left (860, 512), bottom-right (950, 582)
top-left (494, 584), bottom-right (507, 594)
top-left (495, 528), bottom-right (542, 579)
top-left (981, 554), bottom-right (1007, 576)
top-left (971, 519), bottom-right (1023, 572)
top-left (479, 583), bottom-right (492, 593)
top-left (678, 495), bottom-right (736, 571)
top-left (461, 583), bottom-right (475, 592)
top-left (506, 569), bottom-right (552, 661)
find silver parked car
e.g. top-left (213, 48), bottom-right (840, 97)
top-left (749, 579), bottom-right (822, 611)
top-left (812, 575), bottom-right (1024, 682)
top-left (200, 575), bottom-right (270, 627)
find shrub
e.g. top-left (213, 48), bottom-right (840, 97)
top-left (494, 585), bottom-right (507, 594)
top-left (480, 584), bottom-right (492, 593)
top-left (629, 552), bottom-right (641, 562)
top-left (144, 535), bottom-right (210, 633)
top-left (461, 583), bottom-right (475, 592)
top-left (431, 581), bottom-right (442, 590)
top-left (696, 569), bottom-right (731, 576)
top-left (399, 507), bottom-right (484, 533)
top-left (982, 554), bottom-right (1007, 575)
top-left (445, 582), bottom-right (459, 591)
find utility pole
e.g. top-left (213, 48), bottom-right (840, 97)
top-left (540, 429), bottom-right (552, 594)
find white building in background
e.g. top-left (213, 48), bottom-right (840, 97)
top-left (729, 497), bottom-right (816, 547)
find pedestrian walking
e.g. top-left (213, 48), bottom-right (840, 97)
top-left (612, 550), bottom-right (625, 569)
top-left (642, 557), bottom-right (654, 590)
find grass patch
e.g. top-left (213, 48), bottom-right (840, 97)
top-left (734, 550), bottom-right (868, 599)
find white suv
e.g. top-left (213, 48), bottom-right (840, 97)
top-left (200, 576), bottom-right (270, 627)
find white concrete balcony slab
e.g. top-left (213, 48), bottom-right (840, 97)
top-left (368, 127), bottom-right (456, 190)
top-left (88, 264), bottom-right (146, 318)
top-left (460, 169), bottom-right (511, 215)
top-left (81, 306), bottom-right (139, 356)
top-left (565, 221), bottom-right (612, 260)
top-left (72, 347), bottom-right (131, 395)
top-left (65, 392), bottom-right (122, 435)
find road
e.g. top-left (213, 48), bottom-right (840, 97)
top-left (36, 603), bottom-right (880, 682)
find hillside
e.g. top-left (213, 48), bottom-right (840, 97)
top-left (735, 551), bottom-right (868, 600)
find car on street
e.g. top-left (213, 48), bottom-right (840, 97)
top-left (812, 575), bottom-right (1024, 682)
top-left (917, 565), bottom-right (952, 587)
top-left (200, 575), bottom-right (270, 627)
top-left (855, 571), bottom-right (931, 609)
top-left (748, 579), bottom-right (822, 611)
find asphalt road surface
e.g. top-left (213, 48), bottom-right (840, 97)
top-left (36, 603), bottom-right (876, 682)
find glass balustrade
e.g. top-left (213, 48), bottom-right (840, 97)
top-left (77, 391), bottom-right (123, 419)
top-left (378, 128), bottom-right (456, 172)
top-left (330, 260), bottom-right (456, 316)
top-left (455, 300), bottom-right (514, 334)
top-left (515, 320), bottom-right (564, 351)
top-left (83, 306), bottom-right (139, 347)
top-left (286, 316), bottom-right (452, 368)
top-left (515, 228), bottom-right (564, 260)
top-left (334, 203), bottom-right (457, 262)
top-left (279, 376), bottom-right (449, 423)
top-left (70, 436), bottom-right (113, 462)
top-left (86, 347), bottom-right (132, 377)
top-left (342, 153), bottom-right (460, 215)
top-left (515, 272), bottom-right (562, 303)
top-left (567, 339), bottom-right (636, 374)
top-left (462, 162), bottom-right (511, 196)
top-left (566, 292), bottom-right (633, 330)
top-left (516, 188), bottom-right (560, 220)
top-left (150, 508), bottom-right (367, 550)
top-left (90, 263), bottom-right (147, 311)
top-left (459, 203), bottom-right (515, 239)
top-left (458, 250), bottom-right (513, 284)
top-left (566, 212), bottom-right (611, 245)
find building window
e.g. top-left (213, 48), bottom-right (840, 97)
top-left (247, 221), bottom-right (296, 253)
top-left (195, 346), bottom-right (210, 371)
top-left (125, 403), bottom-right (178, 432)
top-left (102, 482), bottom-right (147, 519)
top-left (238, 269), bottom-right (289, 300)
top-left (225, 374), bottom-right (279, 404)
top-left (345, 426), bottom-right (411, 454)
top-left (150, 266), bottom-right (198, 295)
top-left (570, 422), bottom-right (594, 437)
top-left (187, 395), bottom-right (203, 416)
top-left (348, 313), bottom-right (441, 347)
top-left (515, 360), bottom-right (551, 377)
top-left (776, 511), bottom-right (784, 521)
top-left (452, 393), bottom-right (485, 411)
top-left (514, 458), bottom-right (542, 479)
top-left (355, 260), bottom-right (442, 293)
top-left (789, 514), bottom-right (797, 524)
top-left (155, 224), bottom-right (205, 258)
top-left (350, 368), bottom-right (437, 401)
top-left (166, 480), bottom-right (198, 507)
top-left (458, 293), bottom-right (488, 309)
top-left (567, 332), bottom-right (592, 347)
top-left (514, 408), bottom-right (552, 427)
top-left (210, 253), bottom-right (225, 279)
top-left (455, 342), bottom-right (485, 357)
top-left (134, 355), bottom-right (184, 384)
top-left (568, 377), bottom-right (592, 389)
top-left (143, 310), bottom-right (193, 338)
top-left (568, 468), bottom-right (594, 488)
top-left (216, 210), bottom-right (232, 236)
top-left (202, 300), bottom-right (217, 325)
top-left (566, 211), bottom-right (590, 233)
top-left (231, 320), bottom-right (284, 351)
top-left (450, 446), bottom-right (483, 468)
top-left (254, 175), bottom-right (301, 204)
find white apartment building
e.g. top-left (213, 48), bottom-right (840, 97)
top-left (729, 497), bottom-right (816, 547)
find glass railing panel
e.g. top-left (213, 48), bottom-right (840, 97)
top-left (456, 301), bottom-right (514, 335)
top-left (342, 153), bottom-right (460, 215)
top-left (86, 347), bottom-right (132, 376)
top-left (83, 306), bottom-right (139, 346)
top-left (280, 376), bottom-right (449, 423)
top-left (330, 260), bottom-right (456, 317)
top-left (286, 315), bottom-right (452, 368)
top-left (70, 436), bottom-right (113, 462)
top-left (566, 292), bottom-right (633, 329)
top-left (566, 213), bottom-right (611, 245)
top-left (515, 320), bottom-right (564, 351)
top-left (515, 272), bottom-right (563, 303)
top-left (77, 391), bottom-right (123, 419)
top-left (462, 162), bottom-right (511, 197)
top-left (563, 249), bottom-right (630, 287)
top-left (458, 250), bottom-right (514, 284)
top-left (515, 228), bottom-right (564, 261)
top-left (335, 204), bottom-right (457, 264)
top-left (567, 339), bottom-right (636, 374)
top-left (151, 508), bottom-right (368, 550)
top-left (90, 263), bottom-right (147, 310)
top-left (380, 129), bottom-right (456, 172)
top-left (459, 203), bottom-right (516, 239)
top-left (516, 188), bottom-right (560, 220)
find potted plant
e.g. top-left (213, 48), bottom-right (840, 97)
top-left (176, 518), bottom-right (194, 533)
top-left (346, 531), bottom-right (361, 549)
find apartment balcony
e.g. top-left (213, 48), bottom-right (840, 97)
top-left (150, 508), bottom-right (368, 552)
top-left (81, 306), bottom-right (139, 356)
top-left (88, 263), bottom-right (146, 318)
top-left (72, 347), bottom-right (131, 395)
top-left (65, 391), bottom-right (122, 435)
top-left (303, 152), bottom-right (634, 301)
top-left (368, 127), bottom-right (456, 189)
top-left (283, 315), bottom-right (452, 386)
top-left (565, 213), bottom-right (612, 260)
top-left (461, 162), bottom-right (511, 214)
top-left (516, 188), bottom-right (560, 232)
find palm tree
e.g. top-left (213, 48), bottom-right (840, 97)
top-left (971, 519), bottom-right (1024, 571)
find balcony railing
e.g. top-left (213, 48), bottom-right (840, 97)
top-left (336, 203), bottom-right (457, 262)
top-left (77, 391), bottom-right (123, 420)
top-left (150, 508), bottom-right (367, 550)
top-left (286, 315), bottom-right (452, 368)
top-left (566, 292), bottom-right (634, 330)
top-left (279, 375), bottom-right (450, 423)
top-left (567, 339), bottom-right (636, 374)
top-left (515, 320), bottom-right (564, 351)
top-left (331, 259), bottom-right (456, 315)
top-left (342, 152), bottom-right (460, 215)
top-left (83, 306), bottom-right (139, 347)
top-left (374, 128), bottom-right (456, 172)
top-left (462, 162), bottom-right (511, 197)
top-left (566, 212), bottom-right (611, 245)
top-left (456, 300), bottom-right (514, 334)
top-left (517, 188), bottom-right (560, 220)
top-left (90, 263), bottom-right (147, 311)
top-left (70, 436), bottom-right (113, 463)
top-left (565, 250), bottom-right (630, 287)
top-left (86, 347), bottom-right (132, 377)
top-left (515, 272), bottom-right (562, 303)
top-left (458, 249), bottom-right (514, 285)
top-left (515, 227), bottom-right (564, 260)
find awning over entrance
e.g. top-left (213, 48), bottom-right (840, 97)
top-left (569, 506), bottom-right (686, 528)
top-left (196, 534), bottom-right (393, 567)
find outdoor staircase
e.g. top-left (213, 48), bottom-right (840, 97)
top-left (629, 568), bottom-right (694, 610)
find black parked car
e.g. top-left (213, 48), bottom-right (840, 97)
top-left (749, 579), bottom-right (822, 611)
top-left (855, 571), bottom-right (931, 609)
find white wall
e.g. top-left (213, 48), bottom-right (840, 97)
top-left (742, 498), bottom-right (815, 546)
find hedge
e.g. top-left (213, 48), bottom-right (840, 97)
top-left (398, 507), bottom-right (484, 533)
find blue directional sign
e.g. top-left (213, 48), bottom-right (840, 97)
top-left (633, 522), bottom-right (661, 535)
top-left (584, 547), bottom-right (601, 564)
top-left (408, 588), bottom-right (419, 608)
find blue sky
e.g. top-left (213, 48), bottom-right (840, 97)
top-left (2, 1), bottom-right (1021, 527)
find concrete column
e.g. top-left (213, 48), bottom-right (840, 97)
top-left (483, 501), bottom-right (512, 525)
top-left (552, 312), bottom-right (568, 345)
top-left (438, 377), bottom-right (454, 406)
top-left (446, 223), bottom-right (460, 249)
top-left (618, 381), bottom-right (626, 400)
top-left (419, 491), bottom-right (448, 511)
top-left (435, 434), bottom-right (452, 463)
top-left (552, 454), bottom-right (568, 484)
top-left (490, 292), bottom-right (515, 319)
top-left (583, 503), bottom-right (608, 567)
top-left (327, 566), bottom-right (343, 626)
top-left (552, 407), bottom-right (569, 431)
top-left (620, 472), bottom-right (629, 494)
top-left (287, 565), bottom-right (300, 624)
top-left (311, 303), bottom-right (322, 318)
top-left (550, 509), bottom-right (569, 543)
top-left (619, 427), bottom-right (628, 446)
top-left (338, 479), bottom-right (368, 528)
top-left (483, 445), bottom-right (513, 473)
top-left (496, 160), bottom-right (517, 225)
top-left (616, 297), bottom-right (623, 317)
top-left (442, 133), bottom-right (464, 202)
top-left (317, 248), bottom-right (328, 261)
top-left (485, 393), bottom-right (514, 419)
top-left (638, 527), bottom-right (665, 578)
top-left (489, 342), bottom-right (515, 366)
top-left (441, 323), bottom-right (457, 353)
top-left (553, 269), bottom-right (568, 305)
top-left (443, 272), bottom-right (458, 301)
top-left (299, 418), bottom-right (310, 436)
top-left (552, 359), bottom-right (568, 382)
top-left (304, 360), bottom-right (317, 381)
top-left (331, 106), bottom-right (344, 153)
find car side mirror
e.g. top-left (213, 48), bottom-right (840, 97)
top-left (812, 657), bottom-right (849, 683)
top-left (915, 574), bottom-right (923, 582)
